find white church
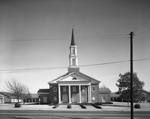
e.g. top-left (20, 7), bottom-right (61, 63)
top-left (38, 29), bottom-right (101, 104)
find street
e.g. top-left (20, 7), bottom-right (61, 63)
top-left (0, 110), bottom-right (150, 119)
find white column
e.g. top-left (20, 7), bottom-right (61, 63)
top-left (58, 84), bottom-right (61, 103)
top-left (88, 84), bottom-right (92, 103)
top-left (79, 85), bottom-right (81, 103)
top-left (69, 85), bottom-right (71, 103)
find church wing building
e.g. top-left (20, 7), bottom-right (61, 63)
top-left (38, 29), bottom-right (101, 104)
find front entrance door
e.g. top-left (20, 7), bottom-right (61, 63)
top-left (72, 93), bottom-right (78, 102)
top-left (62, 94), bottom-right (68, 103)
top-left (61, 86), bottom-right (69, 103)
top-left (71, 86), bottom-right (79, 103)
top-left (81, 86), bottom-right (88, 103)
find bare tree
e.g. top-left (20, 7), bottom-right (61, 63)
top-left (5, 79), bottom-right (30, 102)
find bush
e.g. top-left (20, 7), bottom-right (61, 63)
top-left (52, 104), bottom-right (59, 109)
top-left (67, 104), bottom-right (72, 109)
top-left (91, 103), bottom-right (102, 109)
top-left (79, 104), bottom-right (86, 109)
top-left (134, 104), bottom-right (140, 109)
top-left (15, 103), bottom-right (21, 108)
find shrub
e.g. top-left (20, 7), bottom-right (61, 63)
top-left (52, 104), bottom-right (59, 109)
top-left (15, 103), bottom-right (21, 108)
top-left (79, 104), bottom-right (86, 109)
top-left (134, 104), bottom-right (140, 109)
top-left (91, 103), bottom-right (102, 109)
top-left (67, 104), bottom-right (72, 109)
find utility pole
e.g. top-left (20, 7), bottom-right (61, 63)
top-left (130, 32), bottom-right (134, 119)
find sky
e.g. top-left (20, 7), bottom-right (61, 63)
top-left (0, 0), bottom-right (150, 93)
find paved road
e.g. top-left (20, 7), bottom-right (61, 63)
top-left (0, 110), bottom-right (150, 119)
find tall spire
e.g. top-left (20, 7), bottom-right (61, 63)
top-left (71, 28), bottom-right (76, 45)
top-left (68, 28), bottom-right (79, 72)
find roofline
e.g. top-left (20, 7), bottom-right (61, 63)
top-left (48, 72), bottom-right (74, 84)
top-left (76, 71), bottom-right (100, 84)
top-left (0, 92), bottom-right (12, 98)
top-left (48, 72), bottom-right (70, 84)
top-left (48, 70), bottom-right (100, 85)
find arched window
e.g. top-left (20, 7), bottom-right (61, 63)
top-left (71, 48), bottom-right (75, 54)
top-left (72, 77), bottom-right (77, 80)
top-left (72, 58), bottom-right (76, 66)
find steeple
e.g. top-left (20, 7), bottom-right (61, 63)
top-left (71, 28), bottom-right (76, 45)
top-left (68, 29), bottom-right (79, 72)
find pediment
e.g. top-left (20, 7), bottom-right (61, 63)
top-left (58, 75), bottom-right (89, 82)
top-left (49, 71), bottom-right (100, 84)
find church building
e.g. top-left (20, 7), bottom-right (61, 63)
top-left (38, 29), bottom-right (101, 104)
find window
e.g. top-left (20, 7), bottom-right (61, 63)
top-left (92, 86), bottom-right (96, 92)
top-left (71, 48), bottom-right (75, 54)
top-left (72, 58), bottom-right (76, 65)
top-left (53, 87), bottom-right (57, 92)
top-left (72, 77), bottom-right (77, 80)
top-left (0, 95), bottom-right (4, 99)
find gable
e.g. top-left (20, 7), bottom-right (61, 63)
top-left (0, 92), bottom-right (12, 98)
top-left (76, 72), bottom-right (100, 84)
top-left (48, 71), bottom-right (100, 84)
top-left (58, 75), bottom-right (90, 82)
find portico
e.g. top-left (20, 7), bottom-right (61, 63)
top-left (58, 83), bottom-right (92, 104)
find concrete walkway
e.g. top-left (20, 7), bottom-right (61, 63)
top-left (0, 102), bottom-right (150, 111)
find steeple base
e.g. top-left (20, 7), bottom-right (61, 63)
top-left (68, 68), bottom-right (80, 73)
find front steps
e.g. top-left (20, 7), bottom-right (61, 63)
top-left (52, 103), bottom-right (102, 110)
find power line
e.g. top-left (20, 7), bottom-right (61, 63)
top-left (0, 34), bottom-right (128, 42)
top-left (0, 58), bottom-right (149, 73)
top-left (133, 58), bottom-right (150, 62)
top-left (135, 28), bottom-right (150, 36)
top-left (0, 66), bottom-right (67, 73)
top-left (77, 34), bottom-right (128, 39)
top-left (0, 38), bottom-right (69, 42)
top-left (79, 60), bottom-right (129, 67)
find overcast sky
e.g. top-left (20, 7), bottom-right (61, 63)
top-left (0, 0), bottom-right (150, 93)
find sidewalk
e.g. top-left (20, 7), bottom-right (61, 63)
top-left (0, 102), bottom-right (150, 112)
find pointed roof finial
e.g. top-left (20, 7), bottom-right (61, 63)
top-left (71, 28), bottom-right (76, 45)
